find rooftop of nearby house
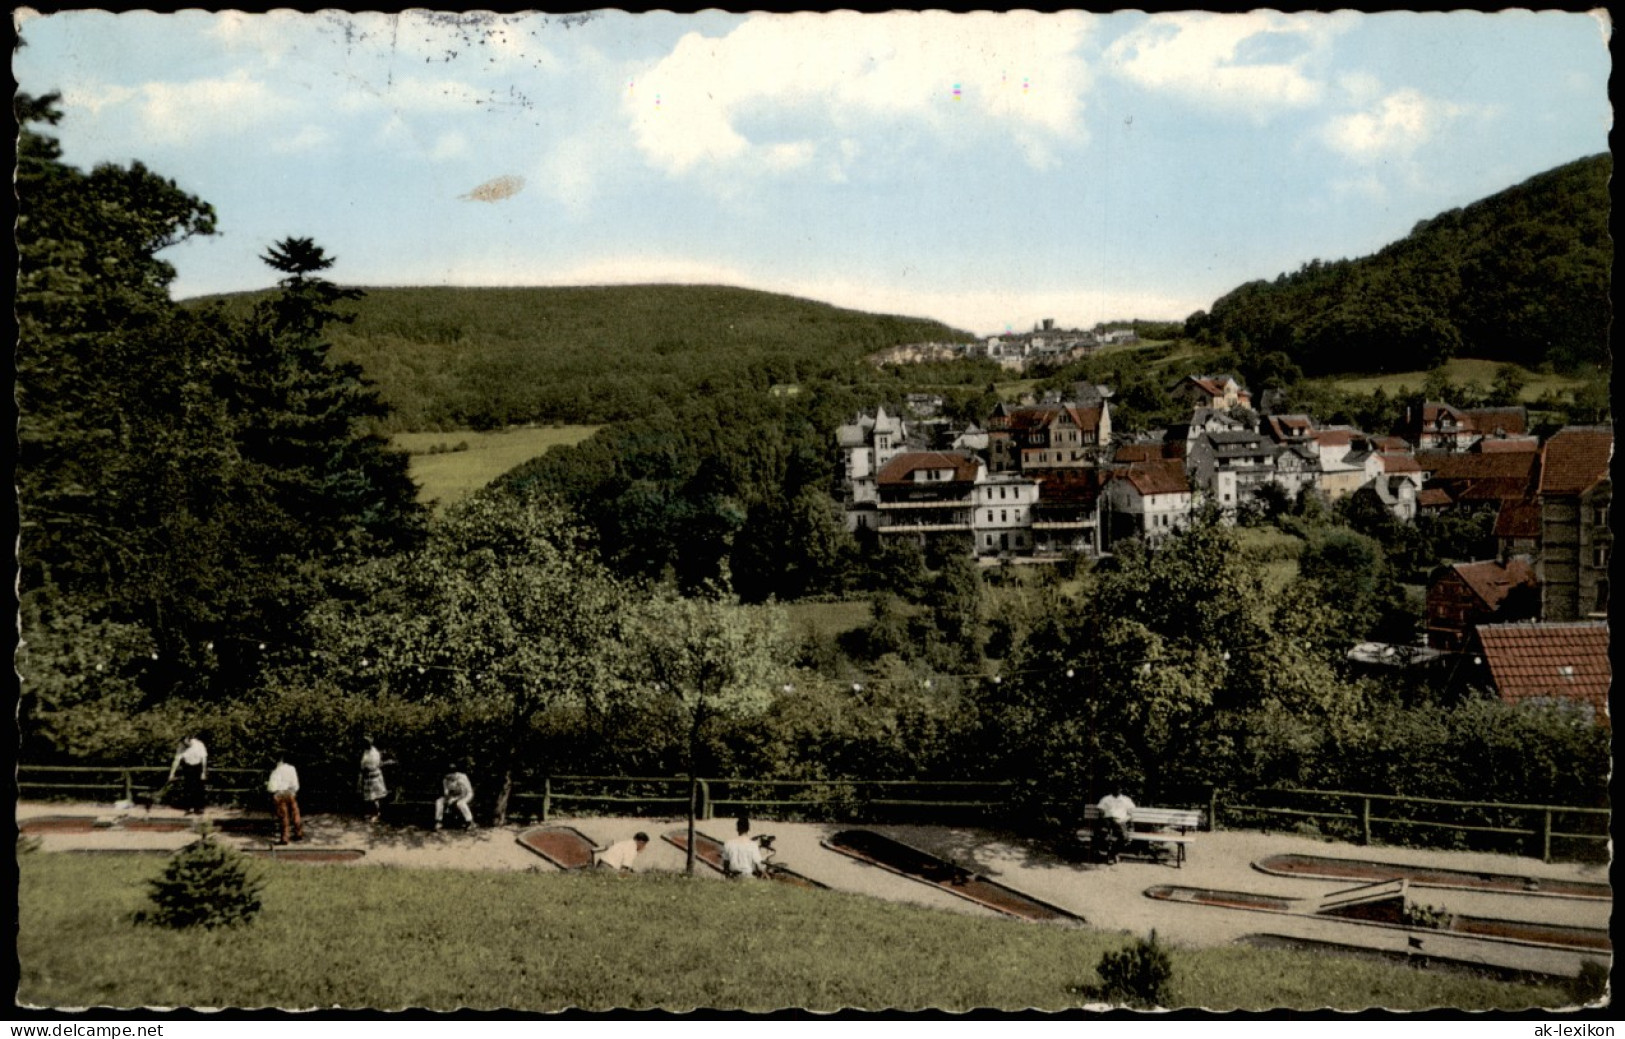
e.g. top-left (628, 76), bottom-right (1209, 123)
top-left (1114, 458), bottom-right (1190, 497)
top-left (1473, 437), bottom-right (1540, 453)
top-left (1445, 557), bottom-right (1537, 610)
top-left (1538, 426), bottom-right (1613, 496)
top-left (1033, 467), bottom-right (1107, 507)
top-left (1493, 499), bottom-right (1543, 539)
top-left (1463, 406), bottom-right (1529, 436)
top-left (876, 450), bottom-right (982, 485)
top-left (1473, 621), bottom-right (1610, 719)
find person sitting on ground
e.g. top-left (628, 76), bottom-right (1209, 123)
top-left (1095, 787), bottom-right (1136, 864)
top-left (721, 816), bottom-right (769, 879)
top-left (596, 832), bottom-right (650, 873)
top-left (267, 754), bottom-right (304, 845)
top-left (434, 765), bottom-right (476, 831)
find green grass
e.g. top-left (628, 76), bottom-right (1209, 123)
top-left (391, 426), bottom-right (600, 507)
top-left (1323, 358), bottom-right (1591, 402)
top-left (785, 600), bottom-right (874, 642)
top-left (18, 852), bottom-right (1571, 1011)
top-left (1231, 526), bottom-right (1304, 593)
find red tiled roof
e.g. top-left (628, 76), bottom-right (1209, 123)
top-left (1313, 429), bottom-right (1356, 449)
top-left (1113, 443), bottom-right (1170, 463)
top-left (1473, 622), bottom-right (1610, 719)
top-left (1418, 488), bottom-right (1453, 507)
top-left (1115, 458), bottom-right (1189, 497)
top-left (1033, 467), bottom-right (1106, 506)
top-left (876, 451), bottom-right (981, 485)
top-left (1475, 437), bottom-right (1539, 453)
top-left (1464, 407), bottom-right (1528, 436)
top-left (1380, 455), bottom-right (1423, 473)
top-left (1538, 427), bottom-right (1613, 496)
top-left (1451, 558), bottom-right (1536, 611)
top-left (1418, 450), bottom-right (1540, 483)
top-left (1373, 436), bottom-right (1411, 453)
top-left (1493, 500), bottom-right (1542, 539)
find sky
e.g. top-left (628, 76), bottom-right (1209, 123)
top-left (14, 9), bottom-right (1613, 337)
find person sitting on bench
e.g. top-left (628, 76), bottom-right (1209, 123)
top-left (434, 765), bottom-right (476, 831)
top-left (1095, 787), bottom-right (1136, 864)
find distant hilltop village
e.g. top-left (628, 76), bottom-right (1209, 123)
top-left (870, 318), bottom-right (1139, 371)
top-left (835, 374), bottom-right (1611, 630)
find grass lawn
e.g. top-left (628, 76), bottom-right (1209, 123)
top-left (1324, 358), bottom-right (1592, 402)
top-left (18, 852), bottom-right (1574, 1012)
top-left (391, 425), bottom-right (600, 508)
top-left (785, 599), bottom-right (874, 643)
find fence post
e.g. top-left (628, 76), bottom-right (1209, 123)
top-left (123, 770), bottom-right (134, 803)
top-left (541, 777), bottom-right (551, 823)
top-left (697, 778), bottom-right (711, 821)
top-left (1541, 809), bottom-right (1552, 863)
top-left (1361, 798), bottom-right (1371, 846)
top-left (1208, 788), bottom-right (1219, 832)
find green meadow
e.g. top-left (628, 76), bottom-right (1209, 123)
top-left (392, 425), bottom-right (601, 507)
top-left (17, 852), bottom-right (1576, 1012)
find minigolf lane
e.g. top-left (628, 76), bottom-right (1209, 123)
top-left (822, 829), bottom-right (1082, 923)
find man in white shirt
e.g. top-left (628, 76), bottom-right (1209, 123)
top-left (435, 766), bottom-right (476, 831)
top-left (1095, 788), bottom-right (1136, 864)
top-left (596, 832), bottom-right (650, 873)
top-left (267, 756), bottom-right (303, 845)
top-left (720, 817), bottom-right (768, 879)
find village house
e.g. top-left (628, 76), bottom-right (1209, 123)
top-left (1185, 428), bottom-right (1282, 515)
top-left (1470, 621), bottom-right (1610, 724)
top-left (1414, 448), bottom-right (1537, 510)
top-left (1493, 499), bottom-right (1543, 560)
top-left (973, 471), bottom-right (1042, 557)
top-left (1103, 458), bottom-right (1192, 548)
top-left (1404, 402), bottom-right (1529, 452)
top-left (1536, 426), bottom-right (1612, 622)
top-left (1171, 374), bottom-right (1252, 412)
top-left (1311, 427), bottom-right (1372, 501)
top-left (986, 400), bottom-right (1111, 473)
top-left (837, 406), bottom-right (911, 531)
top-left (873, 449), bottom-right (983, 547)
top-left (1425, 557), bottom-right (1539, 651)
top-left (1028, 467), bottom-right (1106, 556)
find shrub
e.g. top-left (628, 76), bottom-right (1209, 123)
top-left (1094, 930), bottom-right (1174, 1008)
top-left (1570, 959), bottom-right (1610, 1006)
top-left (144, 828), bottom-right (264, 930)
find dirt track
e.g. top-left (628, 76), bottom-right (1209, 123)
top-left (20, 801), bottom-right (1610, 980)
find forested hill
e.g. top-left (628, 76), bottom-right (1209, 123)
top-left (1189, 153), bottom-right (1611, 376)
top-left (192, 284), bottom-right (970, 431)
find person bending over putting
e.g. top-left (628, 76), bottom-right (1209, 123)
top-left (596, 832), bottom-right (650, 873)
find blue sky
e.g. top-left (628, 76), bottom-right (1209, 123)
top-left (15, 10), bottom-right (1612, 336)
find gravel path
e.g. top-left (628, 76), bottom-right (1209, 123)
top-left (21, 801), bottom-right (1609, 979)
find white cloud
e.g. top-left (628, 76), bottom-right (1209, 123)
top-left (67, 71), bottom-right (294, 144)
top-left (1104, 12), bottom-right (1351, 116)
top-left (429, 131), bottom-right (468, 161)
top-left (625, 11), bottom-right (1094, 177)
top-left (1322, 89), bottom-right (1462, 161)
top-left (271, 124), bottom-right (333, 154)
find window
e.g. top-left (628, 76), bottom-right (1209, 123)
top-left (1001, 510), bottom-right (1008, 523)
top-left (1595, 504), bottom-right (1611, 529)
top-left (1593, 545), bottom-right (1611, 568)
top-left (986, 511), bottom-right (994, 524)
top-left (985, 535), bottom-right (994, 547)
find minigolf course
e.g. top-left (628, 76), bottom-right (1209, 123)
top-left (822, 829), bottom-right (1083, 924)
top-left (1254, 852), bottom-right (1611, 900)
top-left (662, 828), bottom-right (828, 890)
top-left (516, 824), bottom-right (599, 870)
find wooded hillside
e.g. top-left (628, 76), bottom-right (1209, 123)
top-left (194, 285), bottom-right (970, 431)
top-left (1190, 154), bottom-right (1611, 376)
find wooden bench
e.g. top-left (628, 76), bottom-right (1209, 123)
top-left (1080, 806), bottom-right (1204, 867)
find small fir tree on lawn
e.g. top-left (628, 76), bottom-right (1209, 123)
top-left (1094, 930), bottom-right (1175, 1009)
top-left (145, 827), bottom-right (265, 929)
